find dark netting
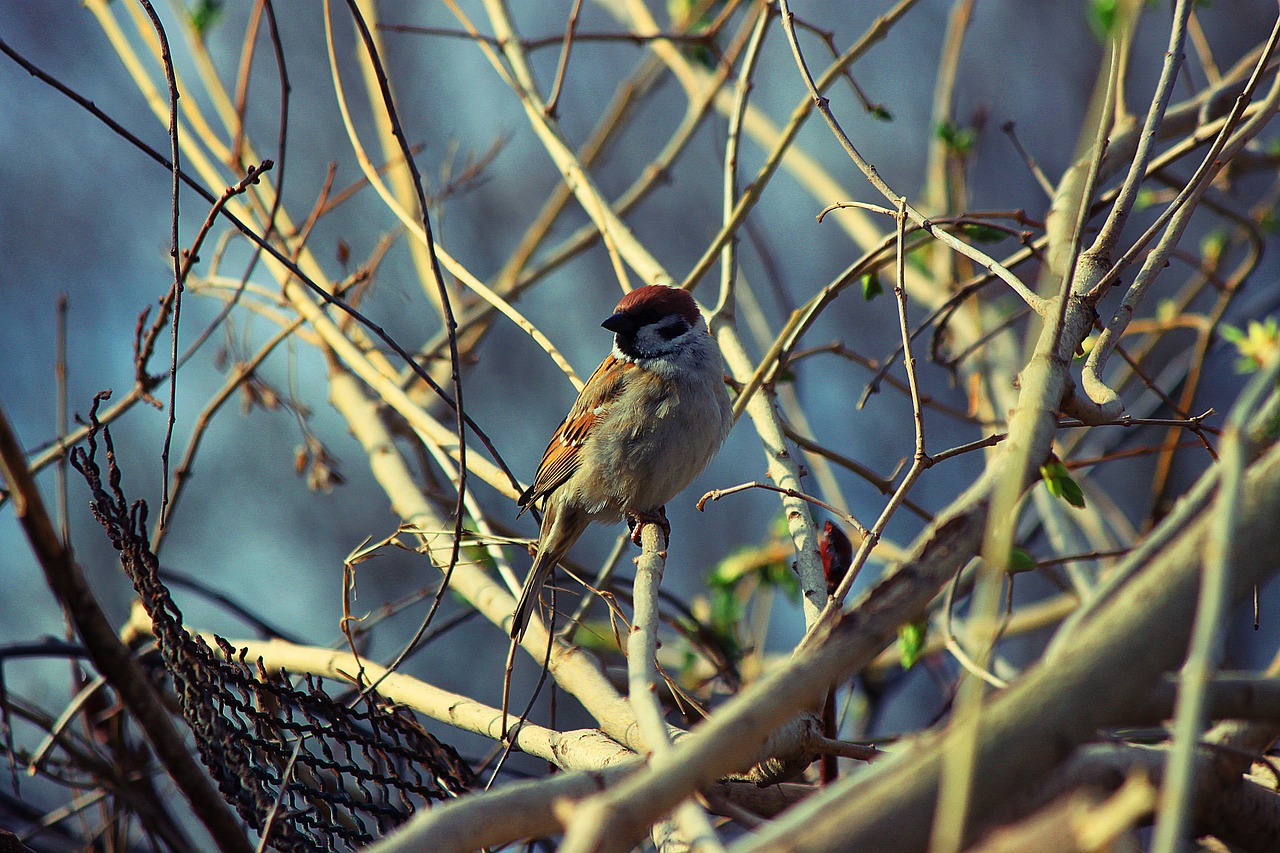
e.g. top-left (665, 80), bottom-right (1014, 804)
top-left (70, 396), bottom-right (472, 851)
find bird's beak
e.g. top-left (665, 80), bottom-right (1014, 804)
top-left (601, 312), bottom-right (637, 334)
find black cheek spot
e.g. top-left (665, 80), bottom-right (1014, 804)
top-left (658, 321), bottom-right (689, 341)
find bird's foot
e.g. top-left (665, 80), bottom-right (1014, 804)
top-left (627, 506), bottom-right (669, 546)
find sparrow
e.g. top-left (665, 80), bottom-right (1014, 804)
top-left (509, 284), bottom-right (733, 640)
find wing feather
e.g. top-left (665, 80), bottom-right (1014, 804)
top-left (518, 354), bottom-right (634, 511)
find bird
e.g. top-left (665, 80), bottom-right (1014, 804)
top-left (509, 284), bottom-right (733, 640)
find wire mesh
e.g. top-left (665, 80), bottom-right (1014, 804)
top-left (71, 399), bottom-right (471, 851)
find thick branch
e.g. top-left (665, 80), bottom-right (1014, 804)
top-left (188, 633), bottom-right (631, 770)
top-left (734, 437), bottom-right (1280, 852)
top-left (553, 479), bottom-right (993, 853)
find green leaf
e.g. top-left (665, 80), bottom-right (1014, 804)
top-left (1007, 546), bottom-right (1036, 574)
top-left (463, 543), bottom-right (497, 574)
top-left (1087, 0), bottom-right (1119, 42)
top-left (1040, 460), bottom-right (1086, 509)
top-left (1220, 324), bottom-right (1245, 344)
top-left (936, 120), bottom-right (976, 156)
top-left (1255, 408), bottom-right (1280, 442)
top-left (708, 584), bottom-right (743, 637)
top-left (762, 561), bottom-right (801, 603)
top-left (907, 247), bottom-right (931, 275)
top-left (667, 0), bottom-right (697, 26)
top-left (707, 545), bottom-right (754, 588)
top-left (684, 45), bottom-right (716, 69)
top-left (574, 624), bottom-right (621, 655)
top-left (1133, 187), bottom-right (1158, 212)
top-left (869, 105), bottom-right (894, 122)
top-left (958, 223), bottom-right (1007, 244)
top-left (898, 621), bottom-right (927, 670)
top-left (669, 0), bottom-right (723, 68)
top-left (1222, 317), bottom-right (1280, 374)
top-left (770, 513), bottom-right (790, 539)
top-left (189, 0), bottom-right (224, 38)
top-left (861, 274), bottom-right (883, 301)
top-left (1200, 229), bottom-right (1227, 264)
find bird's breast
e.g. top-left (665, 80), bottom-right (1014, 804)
top-left (569, 367), bottom-right (728, 515)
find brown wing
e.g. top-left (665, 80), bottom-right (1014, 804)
top-left (517, 354), bottom-right (635, 512)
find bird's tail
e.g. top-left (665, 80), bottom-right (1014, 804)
top-left (510, 551), bottom-right (554, 641)
top-left (510, 508), bottom-right (591, 641)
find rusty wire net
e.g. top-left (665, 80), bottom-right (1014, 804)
top-left (70, 400), bottom-right (472, 851)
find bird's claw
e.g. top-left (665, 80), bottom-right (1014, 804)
top-left (627, 507), bottom-right (670, 546)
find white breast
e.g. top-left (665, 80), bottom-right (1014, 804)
top-left (565, 332), bottom-right (731, 520)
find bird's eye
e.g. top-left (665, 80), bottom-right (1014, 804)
top-left (657, 320), bottom-right (688, 340)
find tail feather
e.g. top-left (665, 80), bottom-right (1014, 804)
top-left (510, 506), bottom-right (591, 641)
top-left (510, 553), bottom-right (553, 641)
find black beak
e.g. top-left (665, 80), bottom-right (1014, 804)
top-left (601, 312), bottom-right (637, 335)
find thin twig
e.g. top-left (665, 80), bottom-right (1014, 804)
top-left (714, 0), bottom-right (772, 320)
top-left (1081, 19), bottom-right (1280, 415)
top-left (698, 481), bottom-right (869, 538)
top-left (680, 0), bottom-right (925, 293)
top-left (775, 0), bottom-right (1045, 316)
top-left (1087, 0), bottom-right (1194, 261)
top-left (0, 36), bottom-right (523, 497)
top-left (543, 0), bottom-right (584, 118)
top-left (820, 200), bottom-right (936, 610)
top-left (131, 0), bottom-right (184, 533)
top-left (942, 563), bottom-right (1008, 690)
top-left (254, 736), bottom-right (306, 853)
top-left (337, 0), bottom-right (471, 684)
top-left (381, 22), bottom-right (726, 50)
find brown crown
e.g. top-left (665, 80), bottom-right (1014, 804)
top-left (612, 285), bottom-right (700, 326)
